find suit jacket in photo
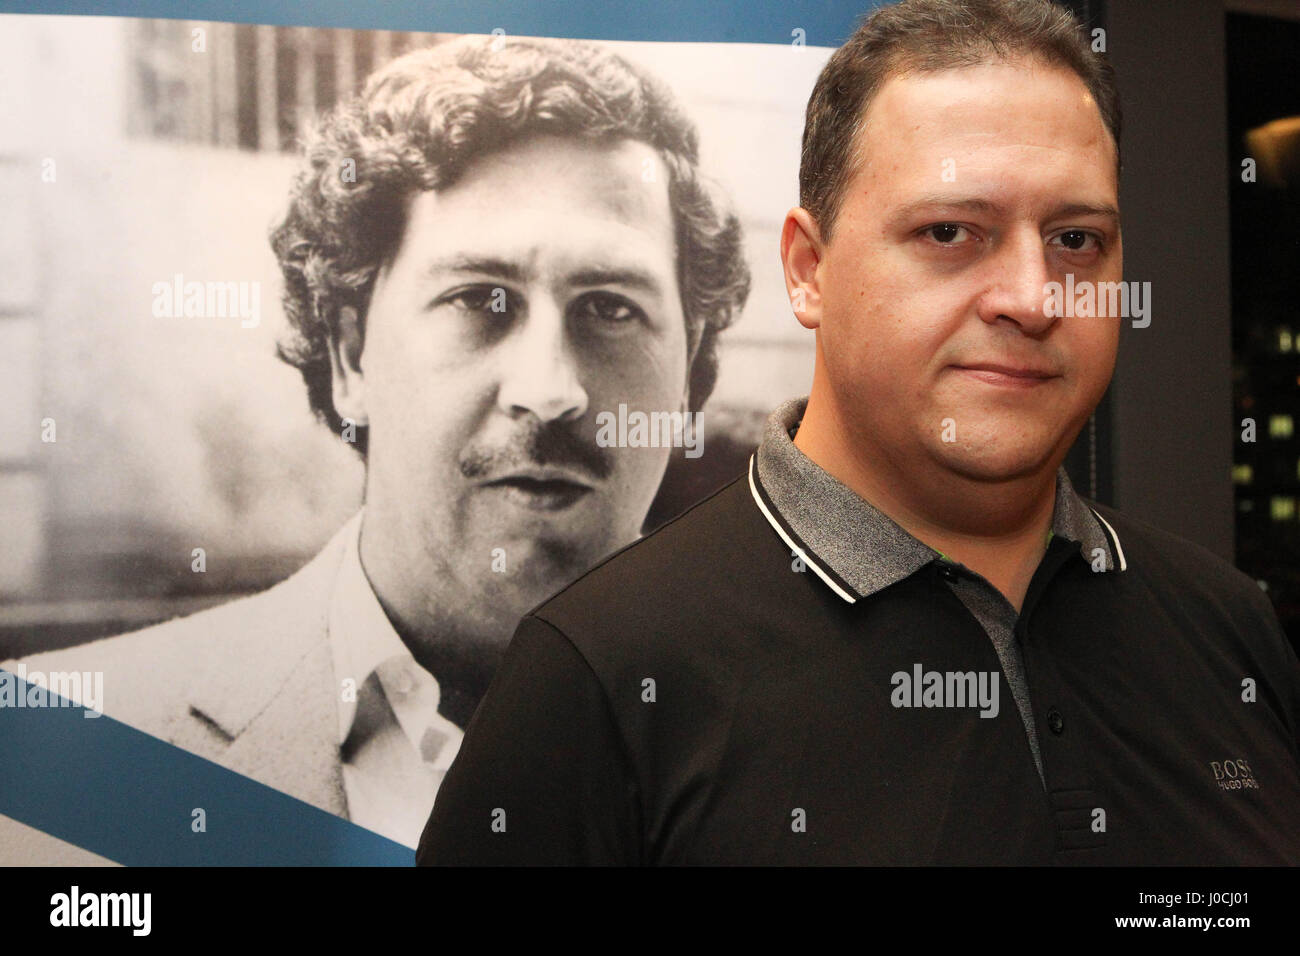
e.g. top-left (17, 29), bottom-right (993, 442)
top-left (3, 522), bottom-right (355, 817)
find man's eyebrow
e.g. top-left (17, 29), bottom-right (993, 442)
top-left (420, 256), bottom-right (528, 283)
top-left (1045, 201), bottom-right (1121, 226)
top-left (566, 267), bottom-right (664, 297)
top-left (886, 195), bottom-right (1121, 228)
top-left (417, 258), bottom-right (664, 296)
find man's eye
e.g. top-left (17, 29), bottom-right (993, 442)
top-left (1051, 230), bottom-right (1103, 253)
top-left (570, 291), bottom-right (647, 327)
top-left (437, 286), bottom-right (516, 314)
top-left (923, 223), bottom-right (973, 245)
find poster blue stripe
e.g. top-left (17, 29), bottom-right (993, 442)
top-left (0, 0), bottom-right (890, 45)
top-left (0, 671), bottom-right (412, 866)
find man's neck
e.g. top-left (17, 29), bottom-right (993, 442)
top-left (793, 396), bottom-right (1058, 614)
top-left (356, 511), bottom-right (506, 728)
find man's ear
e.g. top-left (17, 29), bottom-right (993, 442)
top-left (781, 207), bottom-right (826, 331)
top-left (327, 304), bottom-right (368, 426)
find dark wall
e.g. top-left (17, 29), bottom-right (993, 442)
top-left (1104, 0), bottom-right (1235, 560)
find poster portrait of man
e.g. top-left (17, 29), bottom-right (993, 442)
top-left (0, 16), bottom-right (831, 851)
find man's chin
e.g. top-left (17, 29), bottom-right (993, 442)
top-left (479, 533), bottom-right (613, 597)
top-left (929, 440), bottom-right (1058, 484)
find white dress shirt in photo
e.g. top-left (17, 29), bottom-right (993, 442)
top-left (327, 512), bottom-right (464, 849)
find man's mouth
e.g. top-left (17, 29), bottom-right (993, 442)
top-left (480, 472), bottom-right (594, 511)
top-left (950, 362), bottom-right (1061, 388)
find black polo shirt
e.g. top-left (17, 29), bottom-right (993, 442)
top-left (418, 397), bottom-right (1300, 865)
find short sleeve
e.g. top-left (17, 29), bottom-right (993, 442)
top-left (416, 614), bottom-right (641, 865)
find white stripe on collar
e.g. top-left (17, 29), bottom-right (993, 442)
top-left (748, 454), bottom-right (858, 604)
top-left (1089, 508), bottom-right (1128, 571)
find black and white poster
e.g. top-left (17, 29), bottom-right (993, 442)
top-left (0, 11), bottom-right (833, 860)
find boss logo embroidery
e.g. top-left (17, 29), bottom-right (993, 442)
top-left (1209, 758), bottom-right (1259, 791)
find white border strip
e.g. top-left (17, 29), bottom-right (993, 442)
top-left (1090, 508), bottom-right (1128, 571)
top-left (747, 455), bottom-right (858, 604)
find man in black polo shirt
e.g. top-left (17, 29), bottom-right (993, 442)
top-left (418, 0), bottom-right (1300, 864)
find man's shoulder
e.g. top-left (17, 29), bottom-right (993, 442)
top-left (1090, 501), bottom-right (1259, 599)
top-left (1089, 502), bottom-right (1292, 660)
top-left (15, 528), bottom-right (345, 668)
top-left (522, 470), bottom-right (846, 688)
top-left (535, 473), bottom-right (758, 619)
top-left (3, 525), bottom-right (351, 729)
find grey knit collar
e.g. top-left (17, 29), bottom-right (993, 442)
top-left (748, 396), bottom-right (1125, 604)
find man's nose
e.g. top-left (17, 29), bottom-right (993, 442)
top-left (975, 230), bottom-right (1057, 335)
top-left (495, 293), bottom-right (589, 424)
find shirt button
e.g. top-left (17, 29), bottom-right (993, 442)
top-left (937, 563), bottom-right (959, 581)
top-left (1047, 709), bottom-right (1065, 735)
top-left (394, 669), bottom-right (415, 695)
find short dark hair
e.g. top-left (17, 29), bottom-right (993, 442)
top-left (271, 35), bottom-right (751, 456)
top-left (801, 0), bottom-right (1121, 242)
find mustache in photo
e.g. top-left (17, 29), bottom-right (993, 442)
top-left (459, 417), bottom-right (613, 482)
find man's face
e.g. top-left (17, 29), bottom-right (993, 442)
top-left (811, 55), bottom-right (1121, 483)
top-left (344, 133), bottom-right (688, 635)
